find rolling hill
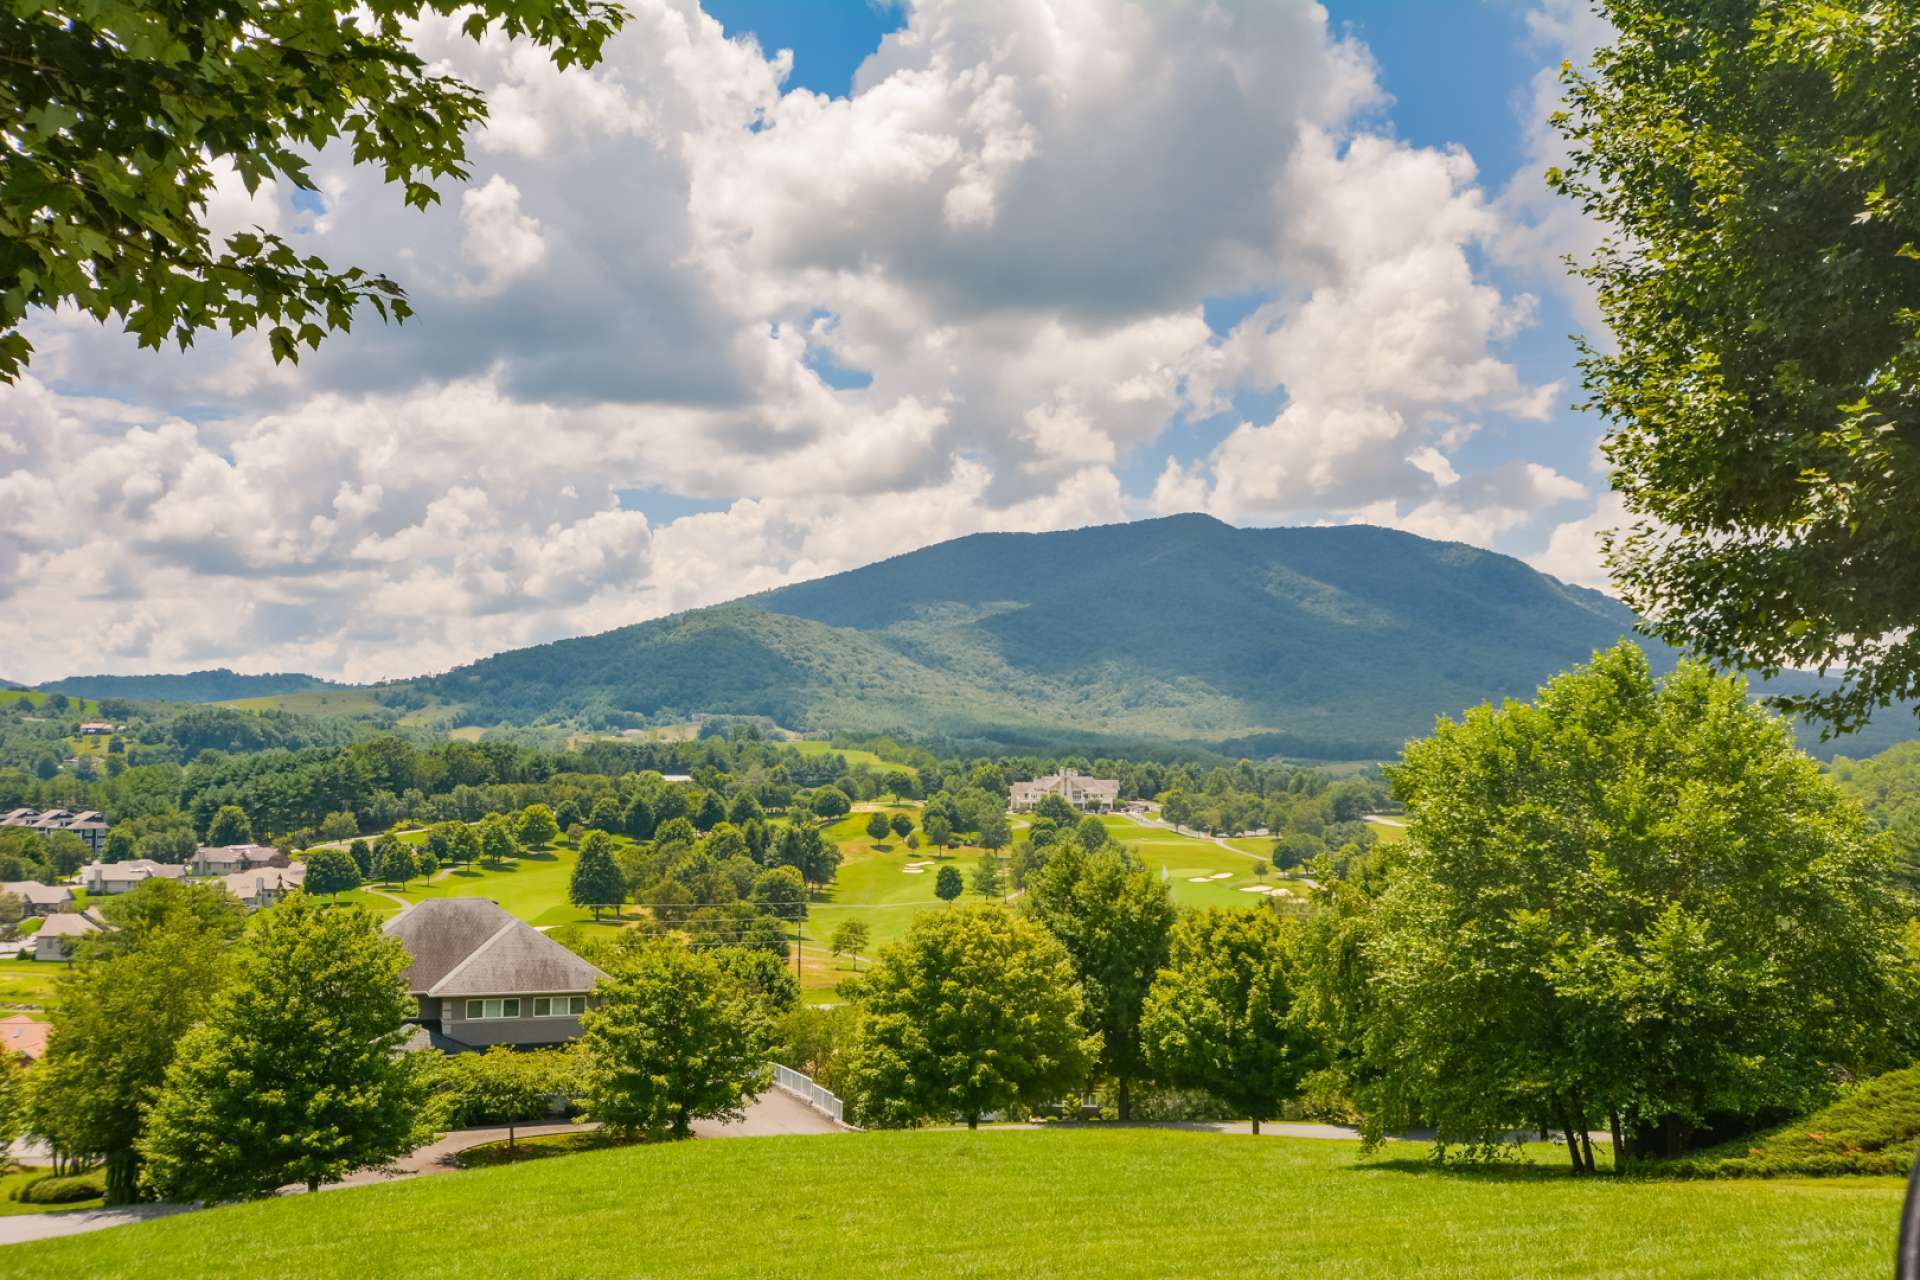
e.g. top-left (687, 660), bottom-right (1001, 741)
top-left (409, 513), bottom-right (1776, 758)
top-left (35, 668), bottom-right (338, 703)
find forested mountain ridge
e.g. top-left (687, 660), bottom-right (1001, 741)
top-left (37, 668), bottom-right (338, 703)
top-left (413, 515), bottom-right (1702, 758)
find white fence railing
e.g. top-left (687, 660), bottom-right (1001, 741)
top-left (772, 1063), bottom-right (847, 1126)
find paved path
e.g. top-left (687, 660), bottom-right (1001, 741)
top-left (0, 1203), bottom-right (196, 1246)
top-left (0, 1090), bottom-right (847, 1247)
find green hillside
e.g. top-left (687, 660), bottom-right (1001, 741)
top-left (7, 1129), bottom-right (1901, 1279)
top-left (418, 516), bottom-right (1686, 758)
top-left (36, 668), bottom-right (337, 703)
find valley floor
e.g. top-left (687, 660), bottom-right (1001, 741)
top-left (3, 1128), bottom-right (1899, 1279)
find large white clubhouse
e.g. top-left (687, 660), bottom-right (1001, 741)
top-left (1008, 769), bottom-right (1121, 813)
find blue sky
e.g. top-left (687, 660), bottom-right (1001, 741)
top-left (2, 0), bottom-right (1620, 681)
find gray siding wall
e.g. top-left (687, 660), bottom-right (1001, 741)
top-left (441, 996), bottom-right (590, 1048)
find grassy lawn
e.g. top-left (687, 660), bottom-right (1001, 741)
top-left (334, 840), bottom-right (615, 929)
top-left (786, 740), bottom-right (916, 776)
top-left (1099, 816), bottom-right (1303, 910)
top-left (5, 1129), bottom-right (1902, 1278)
top-left (1364, 817), bottom-right (1410, 844)
top-left (0, 958), bottom-right (64, 1008)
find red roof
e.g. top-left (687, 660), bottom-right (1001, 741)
top-left (0, 1014), bottom-right (48, 1060)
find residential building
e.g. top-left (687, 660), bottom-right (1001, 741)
top-left (0, 1014), bottom-right (48, 1061)
top-left (78, 722), bottom-right (116, 736)
top-left (32, 909), bottom-right (106, 962)
top-left (190, 843), bottom-right (287, 876)
top-left (1, 880), bottom-right (74, 916)
top-left (1008, 769), bottom-right (1122, 813)
top-left (219, 864), bottom-right (306, 912)
top-left (383, 898), bottom-right (606, 1051)
top-left (81, 858), bottom-right (188, 895)
top-left (1, 808), bottom-right (110, 854)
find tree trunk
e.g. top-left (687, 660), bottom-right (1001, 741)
top-left (1578, 1125), bottom-right (1595, 1174)
top-left (307, 1177), bottom-right (320, 1193)
top-left (509, 1120), bottom-right (517, 1155)
top-left (1250, 1116), bottom-right (1261, 1136)
top-left (1558, 1101), bottom-right (1584, 1173)
top-left (967, 1114), bottom-right (979, 1131)
top-left (1609, 1109), bottom-right (1625, 1173)
top-left (103, 1148), bottom-right (138, 1206)
top-left (1117, 1076), bottom-right (1132, 1123)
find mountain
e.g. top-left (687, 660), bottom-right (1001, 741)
top-left (36, 668), bottom-right (339, 703)
top-left (416, 514), bottom-right (1730, 759)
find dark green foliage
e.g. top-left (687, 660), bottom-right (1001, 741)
top-left (1651, 1065), bottom-right (1920, 1179)
top-left (17, 1171), bottom-right (106, 1204)
top-left (1023, 841), bottom-right (1175, 1121)
top-left (810, 788), bottom-right (852, 820)
top-left (888, 812), bottom-right (913, 839)
top-left (934, 865), bottom-right (963, 901)
top-left (411, 517), bottom-right (1778, 760)
top-left (1, 0), bottom-right (628, 381)
top-left (203, 804), bottom-right (252, 846)
top-left (570, 831), bottom-right (626, 921)
top-left (846, 905), bottom-right (1093, 1129)
top-left (36, 671), bottom-right (333, 703)
top-left (865, 811), bottom-right (891, 842)
top-left (303, 848), bottom-right (361, 896)
top-left (1551, 1), bottom-right (1920, 736)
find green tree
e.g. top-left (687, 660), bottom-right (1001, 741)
top-left (970, 851), bottom-right (1003, 899)
top-left (303, 848), bottom-right (361, 897)
top-left (1024, 842), bottom-right (1175, 1122)
top-left (1358, 642), bottom-right (1918, 1169)
top-left (750, 865), bottom-right (807, 922)
top-left (934, 865), bottom-right (963, 902)
top-left (889, 812), bottom-right (913, 840)
top-left (570, 830), bottom-right (626, 922)
top-left (1033, 793), bottom-right (1078, 828)
top-left (622, 793), bottom-right (657, 840)
top-left (1549, 1), bottom-right (1920, 733)
top-left (578, 941), bottom-right (771, 1141)
top-left (432, 1046), bottom-right (570, 1155)
top-left (85, 877), bottom-right (247, 959)
top-left (588, 796), bottom-right (623, 833)
top-left (830, 919), bottom-right (871, 972)
top-left (727, 791), bottom-right (765, 827)
top-left (320, 811), bottom-right (360, 842)
top-left (708, 945), bottom-right (801, 1015)
top-left (347, 838), bottom-right (373, 878)
top-left (515, 804), bottom-right (560, 850)
top-left (924, 814), bottom-right (953, 850)
top-left (1142, 907), bottom-right (1319, 1135)
top-left (204, 804), bottom-right (252, 847)
top-left (976, 808), bottom-right (1012, 853)
top-left (25, 909), bottom-right (238, 1202)
top-left (694, 791), bottom-right (728, 832)
top-left (809, 787), bottom-right (852, 821)
top-left (865, 811), bottom-right (891, 842)
top-left (0, 0), bottom-right (627, 383)
top-left (373, 837), bottom-right (416, 888)
top-left (1074, 815), bottom-right (1109, 851)
top-left (479, 814), bottom-right (520, 867)
top-left (139, 895), bottom-right (433, 1198)
top-left (845, 905), bottom-right (1092, 1129)
top-left (445, 821), bottom-right (481, 870)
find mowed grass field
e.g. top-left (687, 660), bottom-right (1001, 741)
top-left (0, 958), bottom-right (61, 1009)
top-left (5, 1129), bottom-right (1901, 1279)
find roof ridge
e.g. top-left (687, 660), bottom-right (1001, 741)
top-left (426, 918), bottom-right (519, 997)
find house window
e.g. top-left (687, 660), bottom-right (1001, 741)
top-left (463, 998), bottom-right (521, 1020)
top-left (533, 996), bottom-right (586, 1017)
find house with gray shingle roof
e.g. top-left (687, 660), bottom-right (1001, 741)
top-left (191, 843), bottom-right (286, 876)
top-left (32, 909), bottom-right (106, 962)
top-left (1, 880), bottom-right (73, 916)
top-left (382, 898), bottom-right (606, 1051)
top-left (81, 859), bottom-right (187, 895)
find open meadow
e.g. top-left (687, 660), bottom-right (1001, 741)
top-left (3, 1128), bottom-right (1900, 1279)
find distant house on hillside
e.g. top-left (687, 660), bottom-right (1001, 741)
top-left (383, 898), bottom-right (606, 1052)
top-left (0, 1014), bottom-right (49, 1060)
top-left (77, 722), bottom-right (116, 735)
top-left (190, 843), bottom-right (287, 876)
top-left (220, 864), bottom-right (306, 912)
top-left (2, 808), bottom-right (110, 854)
top-left (33, 909), bottom-right (106, 962)
top-left (81, 859), bottom-right (187, 895)
top-left (1008, 769), bottom-right (1121, 813)
top-left (1, 880), bottom-right (74, 916)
